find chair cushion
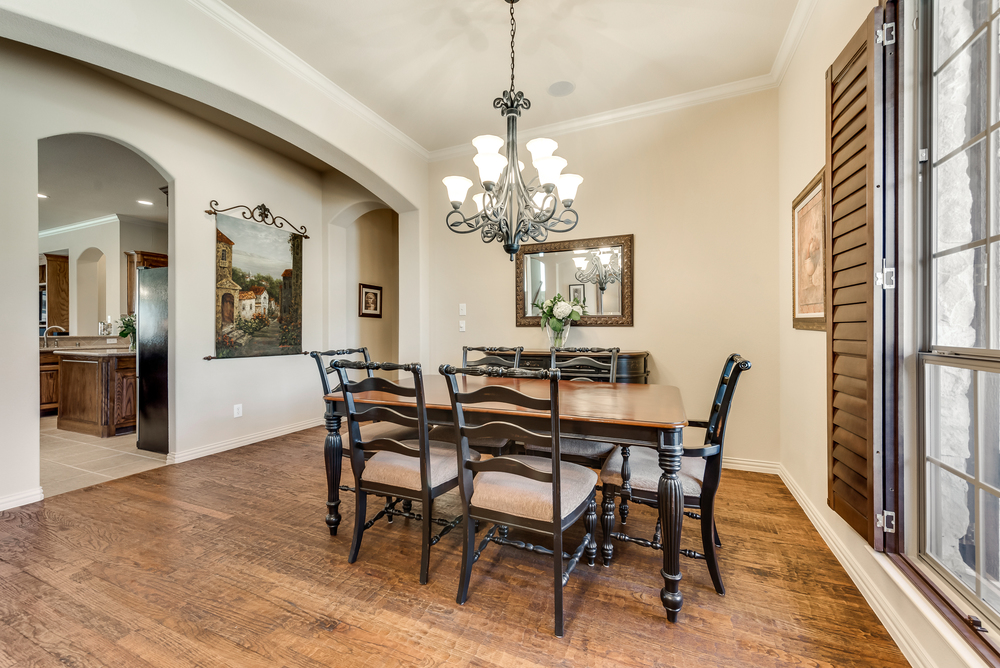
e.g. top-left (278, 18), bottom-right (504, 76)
top-left (428, 425), bottom-right (511, 450)
top-left (524, 437), bottom-right (615, 459)
top-left (471, 455), bottom-right (598, 522)
top-left (361, 440), bottom-right (480, 490)
top-left (600, 446), bottom-right (705, 498)
top-left (357, 421), bottom-right (421, 443)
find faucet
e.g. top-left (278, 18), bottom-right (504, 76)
top-left (43, 325), bottom-right (65, 348)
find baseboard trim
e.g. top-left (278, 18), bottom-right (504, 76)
top-left (0, 487), bottom-right (44, 511)
top-left (777, 464), bottom-right (980, 668)
top-left (166, 417), bottom-right (325, 465)
top-left (721, 456), bottom-right (781, 475)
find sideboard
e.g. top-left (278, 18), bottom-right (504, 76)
top-left (494, 349), bottom-right (650, 384)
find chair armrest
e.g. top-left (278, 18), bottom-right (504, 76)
top-left (682, 444), bottom-right (721, 458)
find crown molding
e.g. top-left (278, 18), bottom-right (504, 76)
top-left (186, 0), bottom-right (431, 161)
top-left (188, 0), bottom-right (816, 165)
top-left (428, 73), bottom-right (779, 162)
top-left (38, 214), bottom-right (119, 238)
top-left (769, 0), bottom-right (820, 84)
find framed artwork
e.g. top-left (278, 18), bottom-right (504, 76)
top-left (359, 283), bottom-right (382, 318)
top-left (213, 213), bottom-right (302, 358)
top-left (792, 170), bottom-right (827, 331)
top-left (568, 283), bottom-right (586, 304)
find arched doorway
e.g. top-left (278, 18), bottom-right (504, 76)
top-left (37, 133), bottom-right (171, 496)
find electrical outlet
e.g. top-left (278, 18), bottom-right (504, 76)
top-left (459, 320), bottom-right (466, 332)
top-left (106, 338), bottom-right (117, 344)
top-left (459, 303), bottom-right (467, 316)
top-left (234, 404), bottom-right (243, 418)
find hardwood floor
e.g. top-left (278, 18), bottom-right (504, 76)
top-left (0, 426), bottom-right (909, 667)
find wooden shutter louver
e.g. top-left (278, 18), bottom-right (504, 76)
top-left (825, 5), bottom-right (890, 550)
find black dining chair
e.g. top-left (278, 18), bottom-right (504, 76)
top-left (599, 353), bottom-right (751, 594)
top-left (333, 359), bottom-right (474, 585)
top-left (310, 347), bottom-right (420, 443)
top-left (522, 347), bottom-right (620, 467)
top-left (428, 346), bottom-right (525, 456)
top-left (440, 364), bottom-right (598, 638)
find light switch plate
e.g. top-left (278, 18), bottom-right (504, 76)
top-left (459, 320), bottom-right (466, 332)
top-left (459, 303), bottom-right (467, 316)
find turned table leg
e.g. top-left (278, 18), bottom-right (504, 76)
top-left (324, 400), bottom-right (343, 536)
top-left (657, 428), bottom-right (684, 623)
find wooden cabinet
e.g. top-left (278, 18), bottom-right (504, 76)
top-left (56, 352), bottom-right (137, 437)
top-left (40, 351), bottom-right (59, 414)
top-left (40, 253), bottom-right (70, 332)
top-left (125, 251), bottom-right (168, 315)
top-left (495, 349), bottom-right (650, 383)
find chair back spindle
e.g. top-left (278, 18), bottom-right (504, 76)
top-left (462, 346), bottom-right (524, 370)
top-left (549, 347), bottom-right (620, 382)
top-left (310, 347), bottom-right (374, 395)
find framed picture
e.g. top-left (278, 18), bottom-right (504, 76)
top-left (359, 283), bottom-right (382, 318)
top-left (568, 283), bottom-right (586, 304)
top-left (792, 170), bottom-right (827, 331)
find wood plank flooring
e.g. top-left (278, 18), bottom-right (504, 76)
top-left (0, 426), bottom-right (909, 667)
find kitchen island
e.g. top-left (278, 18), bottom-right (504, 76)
top-left (55, 350), bottom-right (136, 438)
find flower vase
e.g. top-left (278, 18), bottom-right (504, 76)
top-left (545, 319), bottom-right (571, 349)
top-left (128, 335), bottom-right (136, 352)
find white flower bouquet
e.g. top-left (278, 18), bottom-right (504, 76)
top-left (534, 293), bottom-right (586, 348)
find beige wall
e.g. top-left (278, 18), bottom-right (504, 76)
top-left (428, 90), bottom-right (781, 465)
top-left (346, 208), bottom-right (400, 373)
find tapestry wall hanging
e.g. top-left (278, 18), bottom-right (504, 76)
top-left (212, 210), bottom-right (303, 358)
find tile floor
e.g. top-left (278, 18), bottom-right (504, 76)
top-left (40, 416), bottom-right (167, 497)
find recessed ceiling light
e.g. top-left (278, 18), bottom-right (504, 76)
top-left (547, 81), bottom-right (575, 97)
top-left (37, 194), bottom-right (48, 199)
top-left (137, 200), bottom-right (153, 206)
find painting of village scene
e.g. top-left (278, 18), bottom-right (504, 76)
top-left (214, 213), bottom-right (302, 358)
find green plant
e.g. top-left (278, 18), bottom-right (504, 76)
top-left (533, 293), bottom-right (585, 334)
top-left (117, 313), bottom-right (136, 344)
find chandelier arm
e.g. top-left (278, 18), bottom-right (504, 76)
top-left (446, 209), bottom-right (489, 233)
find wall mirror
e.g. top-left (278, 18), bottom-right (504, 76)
top-left (515, 234), bottom-right (633, 327)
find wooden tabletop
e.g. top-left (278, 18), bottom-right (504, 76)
top-left (325, 375), bottom-right (686, 430)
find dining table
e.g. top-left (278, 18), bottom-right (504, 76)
top-left (322, 373), bottom-right (690, 622)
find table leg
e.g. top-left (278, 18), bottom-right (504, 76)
top-left (324, 400), bottom-right (343, 536)
top-left (657, 428), bottom-right (683, 622)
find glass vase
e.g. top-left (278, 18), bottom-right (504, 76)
top-left (545, 319), bottom-right (571, 349)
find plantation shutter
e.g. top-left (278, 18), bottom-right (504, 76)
top-left (825, 2), bottom-right (897, 551)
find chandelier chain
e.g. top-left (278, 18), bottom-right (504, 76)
top-left (509, 1), bottom-right (516, 96)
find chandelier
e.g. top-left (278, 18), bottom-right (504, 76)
top-left (574, 248), bottom-right (621, 313)
top-left (442, 0), bottom-right (582, 261)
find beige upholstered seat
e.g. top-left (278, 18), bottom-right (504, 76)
top-left (428, 425), bottom-right (511, 452)
top-left (526, 437), bottom-right (615, 460)
top-left (472, 455), bottom-right (598, 522)
top-left (600, 446), bottom-right (705, 498)
top-left (362, 440), bottom-right (481, 490)
top-left (357, 421), bottom-right (420, 443)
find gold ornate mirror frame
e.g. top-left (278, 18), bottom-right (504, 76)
top-left (514, 234), bottom-right (634, 327)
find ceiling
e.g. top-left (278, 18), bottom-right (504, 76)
top-left (37, 134), bottom-right (169, 231)
top-left (220, 0), bottom-right (800, 152)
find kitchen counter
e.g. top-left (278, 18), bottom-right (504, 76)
top-left (53, 349), bottom-right (133, 358)
top-left (56, 351), bottom-right (137, 437)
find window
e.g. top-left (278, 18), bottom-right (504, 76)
top-left (921, 0), bottom-right (1000, 627)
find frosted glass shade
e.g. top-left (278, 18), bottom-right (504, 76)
top-left (599, 252), bottom-right (612, 265)
top-left (442, 175), bottom-right (473, 206)
top-left (526, 138), bottom-right (558, 161)
top-left (557, 174), bottom-right (583, 204)
top-left (473, 153), bottom-right (508, 186)
top-left (573, 257), bottom-right (588, 269)
top-left (473, 193), bottom-right (485, 213)
top-left (472, 135), bottom-right (504, 155)
top-left (532, 191), bottom-right (548, 210)
top-left (534, 156), bottom-right (567, 188)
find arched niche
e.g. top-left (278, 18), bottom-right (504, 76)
top-left (75, 246), bottom-right (106, 334)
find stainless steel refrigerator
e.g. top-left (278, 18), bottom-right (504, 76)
top-left (136, 266), bottom-right (168, 454)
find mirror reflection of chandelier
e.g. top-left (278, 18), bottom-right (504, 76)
top-left (574, 248), bottom-right (622, 313)
top-left (442, 0), bottom-right (583, 261)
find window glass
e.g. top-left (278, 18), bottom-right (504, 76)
top-left (937, 139), bottom-right (987, 251)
